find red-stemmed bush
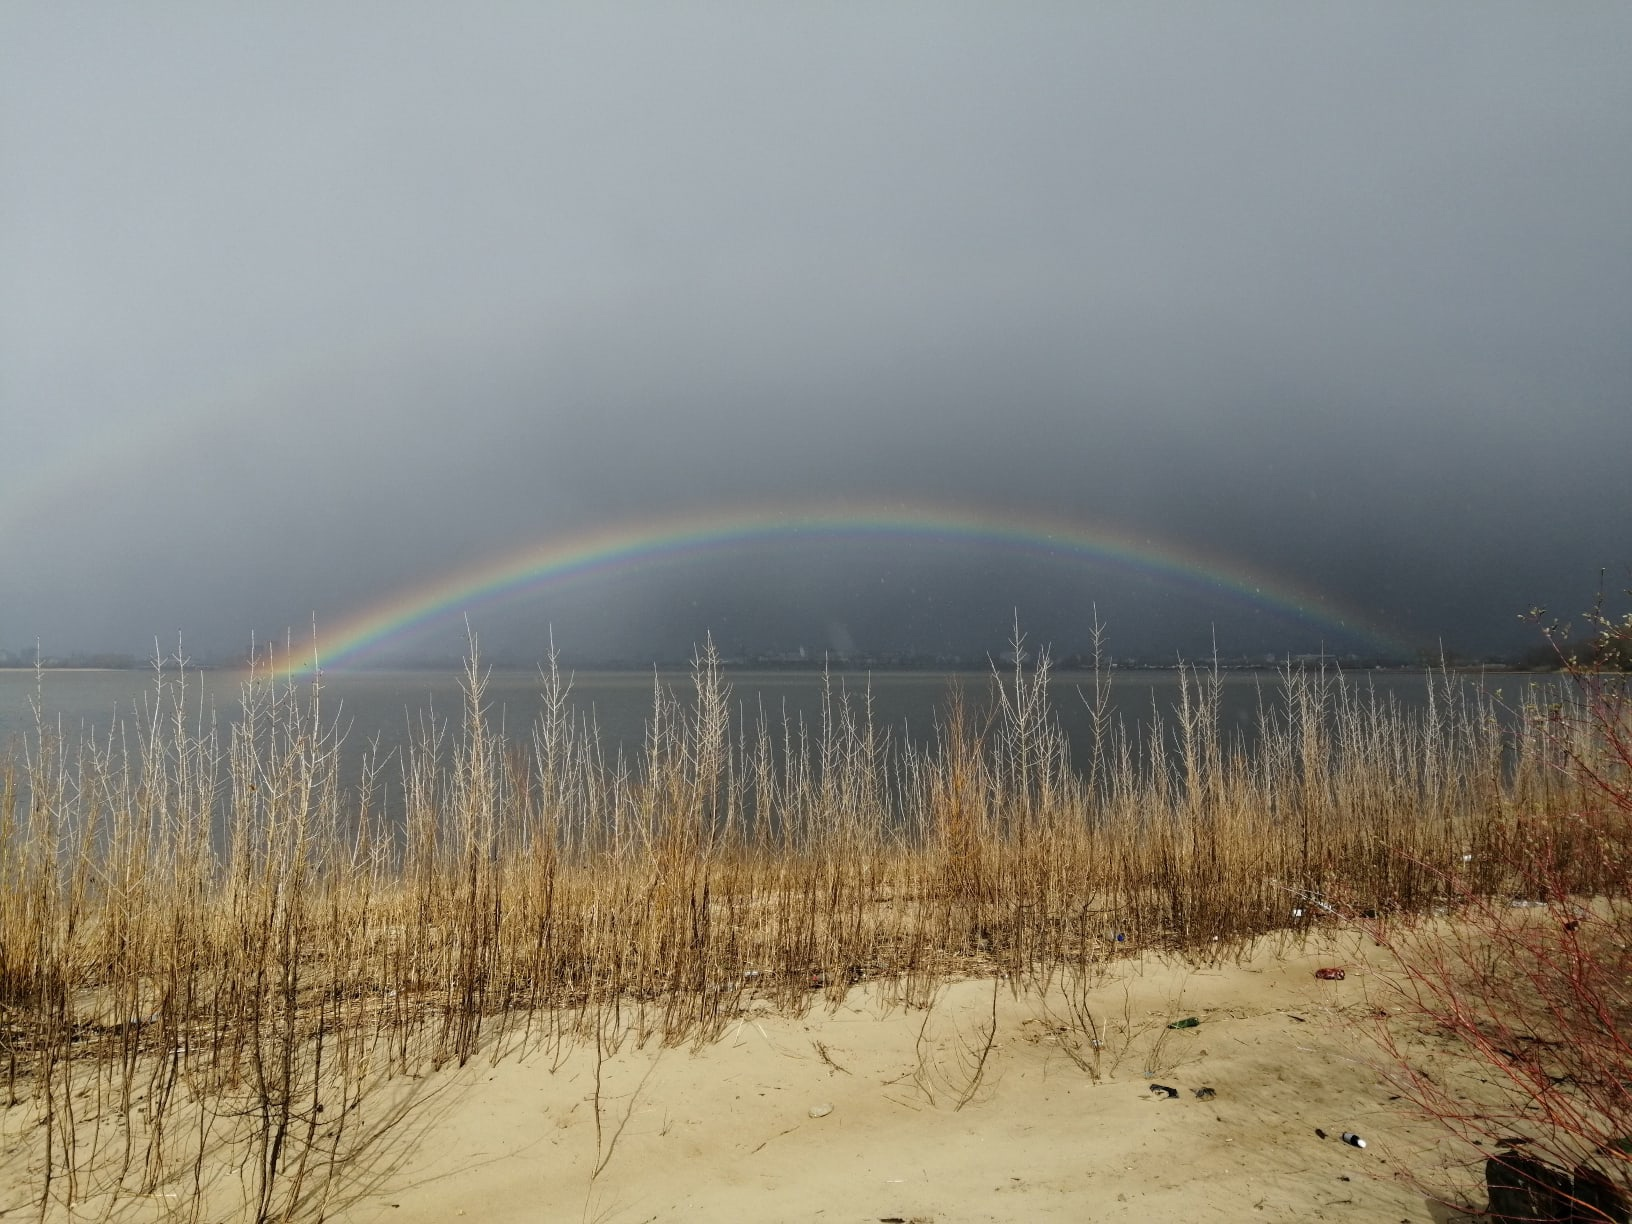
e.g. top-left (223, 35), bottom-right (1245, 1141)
top-left (1370, 586), bottom-right (1632, 1221)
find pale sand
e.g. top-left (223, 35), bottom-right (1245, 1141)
top-left (306, 934), bottom-right (1476, 1224)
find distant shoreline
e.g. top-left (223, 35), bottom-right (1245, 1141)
top-left (0, 661), bottom-right (1562, 675)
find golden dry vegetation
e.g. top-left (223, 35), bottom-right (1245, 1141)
top-left (0, 631), bottom-right (1622, 1221)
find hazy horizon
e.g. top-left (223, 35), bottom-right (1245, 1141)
top-left (4, 6), bottom-right (1628, 666)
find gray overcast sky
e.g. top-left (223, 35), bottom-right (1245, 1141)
top-left (3, 4), bottom-right (1629, 663)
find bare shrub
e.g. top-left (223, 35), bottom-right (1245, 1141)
top-left (1367, 589), bottom-right (1632, 1220)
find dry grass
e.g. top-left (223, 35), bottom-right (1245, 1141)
top-left (0, 628), bottom-right (1614, 1221)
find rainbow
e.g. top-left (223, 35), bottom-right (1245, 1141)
top-left (261, 501), bottom-right (1408, 676)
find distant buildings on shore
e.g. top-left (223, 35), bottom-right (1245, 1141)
top-left (671, 648), bottom-right (1508, 673)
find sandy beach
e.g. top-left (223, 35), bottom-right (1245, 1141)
top-left (267, 934), bottom-right (1472, 1224)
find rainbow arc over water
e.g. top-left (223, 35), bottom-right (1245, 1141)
top-left (266, 500), bottom-right (1407, 676)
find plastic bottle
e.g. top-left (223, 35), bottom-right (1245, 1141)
top-left (1341, 1132), bottom-right (1366, 1148)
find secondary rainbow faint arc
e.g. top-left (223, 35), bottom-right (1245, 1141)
top-left (267, 501), bottom-right (1405, 676)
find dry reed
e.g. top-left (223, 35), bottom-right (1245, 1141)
top-left (0, 628), bottom-right (1609, 1221)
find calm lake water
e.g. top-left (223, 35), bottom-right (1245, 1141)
top-left (0, 665), bottom-right (1551, 775)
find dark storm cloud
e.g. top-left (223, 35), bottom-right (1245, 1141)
top-left (2, 4), bottom-right (1628, 661)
